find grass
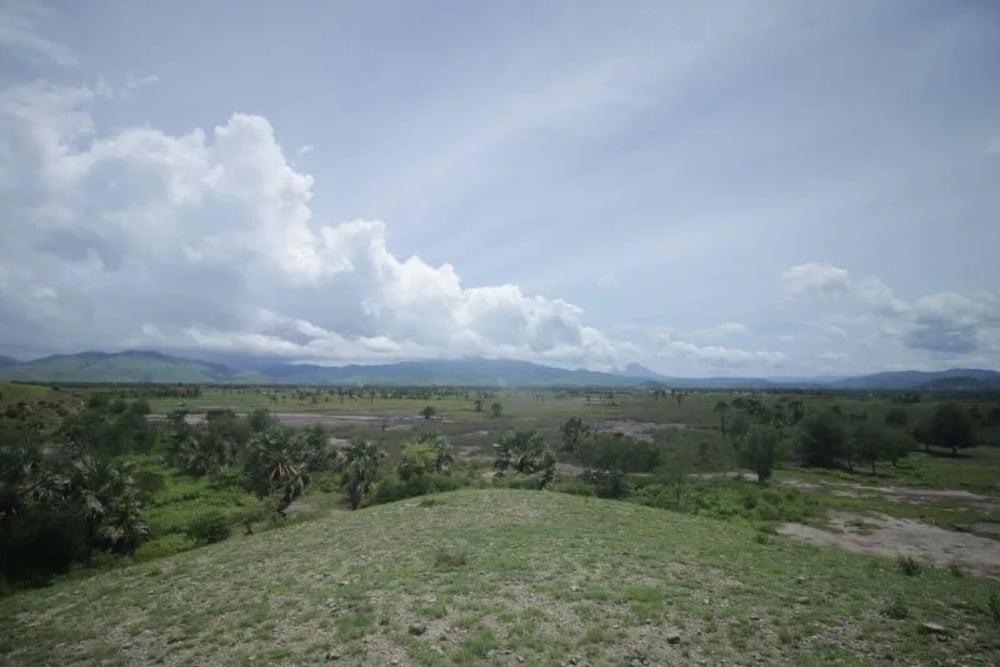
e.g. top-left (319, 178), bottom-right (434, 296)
top-left (1, 489), bottom-right (998, 665)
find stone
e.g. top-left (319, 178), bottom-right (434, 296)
top-left (408, 623), bottom-right (427, 636)
top-left (919, 622), bottom-right (948, 636)
top-left (666, 631), bottom-right (681, 645)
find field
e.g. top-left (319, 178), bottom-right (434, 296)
top-left (2, 383), bottom-right (1000, 665)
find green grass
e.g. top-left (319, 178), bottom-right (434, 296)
top-left (2, 489), bottom-right (998, 665)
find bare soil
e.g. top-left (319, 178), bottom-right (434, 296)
top-left (778, 511), bottom-right (1000, 579)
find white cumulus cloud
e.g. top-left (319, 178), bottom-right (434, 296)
top-left (0, 80), bottom-right (622, 367)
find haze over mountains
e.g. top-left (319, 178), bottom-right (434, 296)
top-left (0, 350), bottom-right (998, 391)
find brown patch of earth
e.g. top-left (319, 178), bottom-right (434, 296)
top-left (781, 478), bottom-right (1000, 514)
top-left (596, 420), bottom-right (694, 442)
top-left (777, 511), bottom-right (1000, 579)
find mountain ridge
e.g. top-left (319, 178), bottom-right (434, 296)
top-left (0, 350), bottom-right (998, 389)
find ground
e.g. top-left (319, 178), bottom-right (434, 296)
top-left (2, 490), bottom-right (999, 666)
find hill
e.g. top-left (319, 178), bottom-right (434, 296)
top-left (1, 490), bottom-right (996, 665)
top-left (1, 350), bottom-right (998, 390)
top-left (831, 368), bottom-right (1000, 391)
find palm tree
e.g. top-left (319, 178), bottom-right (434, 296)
top-left (67, 456), bottom-right (145, 564)
top-left (344, 440), bottom-right (382, 510)
top-left (245, 430), bottom-right (308, 516)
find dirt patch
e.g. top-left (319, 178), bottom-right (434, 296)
top-left (780, 478), bottom-right (1000, 514)
top-left (595, 420), bottom-right (691, 442)
top-left (778, 511), bottom-right (1000, 579)
top-left (152, 412), bottom-right (426, 428)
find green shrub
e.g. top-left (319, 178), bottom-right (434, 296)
top-left (134, 534), bottom-right (199, 562)
top-left (897, 555), bottom-right (921, 576)
top-left (369, 473), bottom-right (467, 506)
top-left (882, 598), bottom-right (909, 620)
top-left (186, 512), bottom-right (231, 545)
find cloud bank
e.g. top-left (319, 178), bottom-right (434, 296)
top-left (0, 81), bottom-right (621, 367)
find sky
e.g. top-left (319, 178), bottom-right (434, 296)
top-left (0, 0), bottom-right (998, 376)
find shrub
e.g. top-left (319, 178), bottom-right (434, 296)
top-left (434, 549), bottom-right (467, 568)
top-left (581, 468), bottom-right (629, 499)
top-left (186, 512), bottom-right (231, 545)
top-left (369, 473), bottom-right (466, 506)
top-left (134, 533), bottom-right (199, 562)
top-left (897, 555), bottom-right (921, 576)
top-left (882, 598), bottom-right (909, 620)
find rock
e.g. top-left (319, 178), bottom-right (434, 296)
top-left (795, 575), bottom-right (806, 584)
top-left (408, 623), bottom-right (427, 636)
top-left (919, 622), bottom-right (948, 636)
top-left (324, 651), bottom-right (340, 661)
top-left (666, 631), bottom-right (681, 645)
top-left (517, 656), bottom-right (525, 663)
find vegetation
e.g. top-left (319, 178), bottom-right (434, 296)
top-left (2, 490), bottom-right (998, 665)
top-left (1, 380), bottom-right (998, 663)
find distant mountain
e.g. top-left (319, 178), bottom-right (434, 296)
top-left (0, 351), bottom-right (997, 390)
top-left (830, 368), bottom-right (1000, 391)
top-left (0, 350), bottom-right (241, 384)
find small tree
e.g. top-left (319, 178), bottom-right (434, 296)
top-left (244, 429), bottom-right (308, 517)
top-left (559, 417), bottom-right (589, 452)
top-left (344, 440), bottom-right (382, 509)
top-left (493, 431), bottom-right (555, 488)
top-left (420, 405), bottom-right (436, 421)
top-left (884, 407), bottom-right (908, 427)
top-left (798, 409), bottom-right (846, 468)
top-left (473, 399), bottom-right (483, 413)
top-left (398, 435), bottom-right (454, 481)
top-left (713, 400), bottom-right (730, 439)
top-left (930, 402), bottom-right (976, 455)
top-left (490, 402), bottom-right (503, 419)
top-left (738, 426), bottom-right (782, 483)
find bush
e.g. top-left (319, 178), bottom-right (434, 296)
top-left (897, 555), bottom-right (921, 576)
top-left (882, 598), bottom-right (909, 620)
top-left (369, 473), bottom-right (466, 506)
top-left (134, 533), bottom-right (199, 562)
top-left (186, 512), bottom-right (231, 545)
top-left (581, 468), bottom-right (629, 499)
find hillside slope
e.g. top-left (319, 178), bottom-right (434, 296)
top-left (2, 490), bottom-right (997, 665)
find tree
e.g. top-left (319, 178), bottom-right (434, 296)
top-left (344, 440), bottom-right (382, 510)
top-left (244, 430), bottom-right (308, 516)
top-left (473, 399), bottom-right (483, 413)
top-left (884, 407), bottom-right (908, 427)
top-left (850, 421), bottom-right (887, 474)
top-left (737, 426), bottom-right (782, 483)
top-left (66, 456), bottom-right (146, 563)
top-left (559, 417), bottom-right (589, 452)
top-left (798, 409), bottom-right (846, 468)
top-left (398, 435), bottom-right (454, 481)
top-left (713, 400), bottom-right (729, 439)
top-left (727, 412), bottom-right (751, 447)
top-left (929, 402), bottom-right (976, 455)
top-left (420, 405), bottom-right (436, 420)
top-left (490, 402), bottom-right (503, 418)
top-left (493, 431), bottom-right (556, 488)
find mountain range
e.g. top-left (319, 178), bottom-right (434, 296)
top-left (0, 350), bottom-right (998, 390)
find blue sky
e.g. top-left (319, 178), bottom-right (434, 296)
top-left (1, 0), bottom-right (998, 375)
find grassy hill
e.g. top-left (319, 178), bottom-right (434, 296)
top-left (2, 490), bottom-right (997, 665)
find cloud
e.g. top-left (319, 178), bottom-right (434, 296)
top-left (0, 80), bottom-right (622, 367)
top-left (296, 145), bottom-right (313, 157)
top-left (780, 262), bottom-right (851, 299)
top-left (0, 0), bottom-right (76, 66)
top-left (782, 262), bottom-right (1000, 359)
top-left (655, 333), bottom-right (785, 370)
